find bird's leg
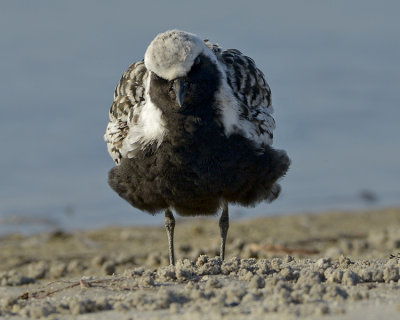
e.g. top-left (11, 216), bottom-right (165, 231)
top-left (165, 208), bottom-right (176, 266)
top-left (219, 202), bottom-right (229, 261)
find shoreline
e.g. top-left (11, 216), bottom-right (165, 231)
top-left (1, 207), bottom-right (400, 319)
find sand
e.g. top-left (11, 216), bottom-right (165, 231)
top-left (1, 207), bottom-right (400, 319)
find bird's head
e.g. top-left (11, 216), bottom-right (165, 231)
top-left (144, 30), bottom-right (221, 112)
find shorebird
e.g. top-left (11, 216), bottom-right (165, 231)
top-left (105, 30), bottom-right (290, 265)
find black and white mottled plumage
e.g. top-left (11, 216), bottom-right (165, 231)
top-left (105, 30), bottom-right (290, 264)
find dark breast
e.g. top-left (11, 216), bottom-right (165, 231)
top-left (108, 113), bottom-right (290, 217)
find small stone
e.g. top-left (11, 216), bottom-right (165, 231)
top-left (238, 268), bottom-right (254, 281)
top-left (325, 268), bottom-right (343, 283)
top-left (315, 258), bottom-right (332, 270)
top-left (157, 265), bottom-right (176, 281)
top-left (205, 277), bottom-right (222, 289)
top-left (176, 259), bottom-right (196, 281)
top-left (250, 274), bottom-right (265, 289)
top-left (256, 259), bottom-right (270, 274)
top-left (280, 266), bottom-right (296, 280)
top-left (359, 269), bottom-right (372, 282)
top-left (139, 274), bottom-right (155, 287)
top-left (371, 269), bottom-right (384, 282)
top-left (222, 257), bottom-right (241, 275)
top-left (271, 258), bottom-right (283, 271)
top-left (383, 265), bottom-right (400, 282)
top-left (196, 255), bottom-right (209, 267)
top-left (342, 270), bottom-right (359, 286)
top-left (240, 258), bottom-right (258, 273)
top-left (297, 269), bottom-right (321, 285)
top-left (339, 256), bottom-right (352, 267)
top-left (102, 262), bottom-right (116, 275)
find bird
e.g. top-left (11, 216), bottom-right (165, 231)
top-left (104, 30), bottom-right (290, 265)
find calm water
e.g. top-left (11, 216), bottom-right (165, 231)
top-left (1, 1), bottom-right (399, 234)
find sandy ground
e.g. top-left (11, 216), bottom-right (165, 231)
top-left (1, 207), bottom-right (400, 319)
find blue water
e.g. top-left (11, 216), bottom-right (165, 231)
top-left (1, 1), bottom-right (399, 234)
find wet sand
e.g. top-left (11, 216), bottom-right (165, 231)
top-left (1, 208), bottom-right (400, 319)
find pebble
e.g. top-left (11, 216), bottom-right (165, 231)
top-left (250, 274), bottom-right (265, 288)
top-left (102, 262), bottom-right (116, 275)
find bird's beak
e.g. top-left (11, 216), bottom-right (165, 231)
top-left (173, 78), bottom-right (188, 107)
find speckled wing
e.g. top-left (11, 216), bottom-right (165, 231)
top-left (206, 41), bottom-right (275, 146)
top-left (104, 61), bottom-right (148, 164)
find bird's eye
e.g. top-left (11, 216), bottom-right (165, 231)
top-left (194, 56), bottom-right (201, 65)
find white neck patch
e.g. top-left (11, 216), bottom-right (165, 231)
top-left (144, 30), bottom-right (215, 80)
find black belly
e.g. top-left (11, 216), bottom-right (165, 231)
top-left (108, 133), bottom-right (290, 217)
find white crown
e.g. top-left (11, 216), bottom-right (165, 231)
top-left (144, 30), bottom-right (213, 80)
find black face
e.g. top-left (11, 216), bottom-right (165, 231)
top-left (149, 54), bottom-right (221, 117)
